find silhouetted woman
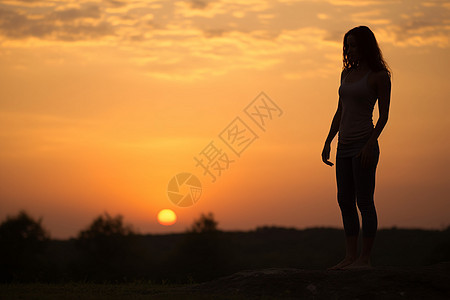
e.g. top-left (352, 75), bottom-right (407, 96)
top-left (322, 26), bottom-right (391, 270)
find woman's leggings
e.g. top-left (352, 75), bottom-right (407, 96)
top-left (335, 147), bottom-right (379, 238)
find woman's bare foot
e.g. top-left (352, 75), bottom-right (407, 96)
top-left (342, 258), bottom-right (372, 270)
top-left (327, 257), bottom-right (357, 270)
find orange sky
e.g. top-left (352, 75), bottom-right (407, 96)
top-left (1, 0), bottom-right (449, 239)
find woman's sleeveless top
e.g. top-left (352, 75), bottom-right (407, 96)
top-left (337, 70), bottom-right (378, 158)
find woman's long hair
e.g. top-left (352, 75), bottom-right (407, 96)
top-left (343, 26), bottom-right (391, 77)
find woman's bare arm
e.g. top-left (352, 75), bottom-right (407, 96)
top-left (322, 71), bottom-right (347, 166)
top-left (322, 99), bottom-right (342, 166)
top-left (325, 99), bottom-right (342, 145)
top-left (367, 71), bottom-right (391, 145)
top-left (359, 70), bottom-right (391, 167)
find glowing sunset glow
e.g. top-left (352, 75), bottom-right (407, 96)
top-left (157, 209), bottom-right (177, 226)
top-left (0, 0), bottom-right (449, 238)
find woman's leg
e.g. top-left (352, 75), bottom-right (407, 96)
top-left (336, 157), bottom-right (360, 237)
top-left (328, 157), bottom-right (359, 270)
top-left (346, 144), bottom-right (380, 268)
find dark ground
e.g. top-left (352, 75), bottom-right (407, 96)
top-left (1, 220), bottom-right (449, 299)
top-left (166, 261), bottom-right (450, 299)
top-left (1, 262), bottom-right (449, 299)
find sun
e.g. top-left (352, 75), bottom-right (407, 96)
top-left (157, 209), bottom-right (177, 226)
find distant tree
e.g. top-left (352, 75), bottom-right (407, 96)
top-left (78, 212), bottom-right (135, 239)
top-left (75, 212), bottom-right (139, 281)
top-left (0, 210), bottom-right (50, 242)
top-left (0, 210), bottom-right (50, 282)
top-left (166, 212), bottom-right (232, 283)
top-left (188, 212), bottom-right (219, 233)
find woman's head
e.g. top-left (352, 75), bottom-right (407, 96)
top-left (343, 26), bottom-right (390, 76)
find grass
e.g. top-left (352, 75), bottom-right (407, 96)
top-left (0, 282), bottom-right (254, 300)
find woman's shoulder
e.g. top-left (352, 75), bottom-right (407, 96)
top-left (341, 68), bottom-right (351, 77)
top-left (368, 69), bottom-right (390, 84)
top-left (368, 69), bottom-right (391, 92)
top-left (340, 69), bottom-right (351, 82)
top-left (371, 69), bottom-right (390, 82)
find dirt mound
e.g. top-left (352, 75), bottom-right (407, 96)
top-left (167, 262), bottom-right (450, 299)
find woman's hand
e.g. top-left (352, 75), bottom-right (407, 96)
top-left (322, 142), bottom-right (334, 166)
top-left (357, 140), bottom-right (377, 168)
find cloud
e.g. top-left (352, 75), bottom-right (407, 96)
top-left (380, 2), bottom-right (450, 48)
top-left (327, 0), bottom-right (385, 6)
top-left (333, 0), bottom-right (450, 48)
top-left (174, 0), bottom-right (227, 18)
top-left (1, 0), bottom-right (449, 80)
top-left (50, 5), bottom-right (102, 21)
top-left (105, 0), bottom-right (128, 8)
top-left (379, 25), bottom-right (449, 48)
top-left (317, 13), bottom-right (329, 20)
top-left (174, 0), bottom-right (272, 19)
top-left (350, 9), bottom-right (391, 25)
top-left (0, 5), bottom-right (114, 40)
top-left (0, 0), bottom-right (56, 8)
top-left (189, 0), bottom-right (210, 9)
top-left (121, 26), bottom-right (339, 81)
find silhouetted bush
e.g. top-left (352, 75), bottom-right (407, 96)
top-left (189, 212), bottom-right (219, 233)
top-left (1, 209), bottom-right (449, 284)
top-left (78, 212), bottom-right (135, 239)
top-left (74, 212), bottom-right (142, 282)
top-left (0, 210), bottom-right (50, 282)
top-left (167, 212), bottom-right (234, 283)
